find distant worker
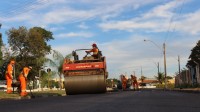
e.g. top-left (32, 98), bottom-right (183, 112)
top-left (18, 66), bottom-right (32, 96)
top-left (131, 75), bottom-right (139, 90)
top-left (85, 43), bottom-right (99, 59)
top-left (121, 75), bottom-right (127, 91)
top-left (5, 59), bottom-right (15, 94)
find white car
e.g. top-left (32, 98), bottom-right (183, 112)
top-left (0, 80), bottom-right (6, 91)
top-left (139, 83), bottom-right (156, 88)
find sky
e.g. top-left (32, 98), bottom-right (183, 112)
top-left (0, 0), bottom-right (200, 79)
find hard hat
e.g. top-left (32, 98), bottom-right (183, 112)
top-left (92, 43), bottom-right (97, 47)
top-left (10, 60), bottom-right (15, 64)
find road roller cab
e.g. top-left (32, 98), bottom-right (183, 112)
top-left (63, 49), bottom-right (108, 95)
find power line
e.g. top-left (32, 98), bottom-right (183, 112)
top-left (164, 0), bottom-right (178, 43)
top-left (164, 0), bottom-right (186, 43)
top-left (0, 0), bottom-right (50, 18)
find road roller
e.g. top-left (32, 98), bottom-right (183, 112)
top-left (62, 49), bottom-right (108, 95)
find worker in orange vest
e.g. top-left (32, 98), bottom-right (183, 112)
top-left (131, 75), bottom-right (139, 91)
top-left (85, 43), bottom-right (99, 59)
top-left (121, 75), bottom-right (127, 91)
top-left (5, 59), bottom-right (15, 94)
top-left (18, 66), bottom-right (32, 96)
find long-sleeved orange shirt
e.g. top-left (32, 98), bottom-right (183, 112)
top-left (6, 63), bottom-right (13, 78)
top-left (89, 48), bottom-right (98, 55)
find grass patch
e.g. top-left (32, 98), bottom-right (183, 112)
top-left (156, 83), bottom-right (175, 89)
top-left (32, 90), bottom-right (66, 96)
top-left (0, 91), bottom-right (20, 99)
top-left (0, 90), bottom-right (66, 99)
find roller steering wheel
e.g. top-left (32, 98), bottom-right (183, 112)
top-left (85, 51), bottom-right (92, 57)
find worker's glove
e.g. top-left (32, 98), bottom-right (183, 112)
top-left (12, 79), bottom-right (17, 83)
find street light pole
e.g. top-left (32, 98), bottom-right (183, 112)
top-left (163, 43), bottom-right (167, 89)
top-left (144, 39), bottom-right (167, 89)
top-left (178, 55), bottom-right (181, 76)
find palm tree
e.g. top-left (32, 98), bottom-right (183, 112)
top-left (140, 75), bottom-right (146, 83)
top-left (155, 72), bottom-right (173, 84)
top-left (155, 72), bottom-right (165, 84)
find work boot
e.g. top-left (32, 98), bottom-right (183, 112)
top-left (20, 92), bottom-right (28, 97)
top-left (6, 90), bottom-right (13, 94)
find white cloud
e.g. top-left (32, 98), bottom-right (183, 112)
top-left (56, 32), bottom-right (94, 38)
top-left (1, 0), bottom-right (160, 26)
top-left (77, 22), bottom-right (89, 29)
top-left (175, 10), bottom-right (200, 35)
top-left (99, 21), bottom-right (161, 32)
top-left (142, 0), bottom-right (179, 19)
top-left (98, 0), bottom-right (195, 34)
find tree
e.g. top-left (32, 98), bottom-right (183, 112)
top-left (0, 32), bottom-right (3, 66)
top-left (155, 72), bottom-right (173, 84)
top-left (6, 26), bottom-right (54, 80)
top-left (188, 40), bottom-right (200, 64)
top-left (155, 72), bottom-right (165, 84)
top-left (140, 75), bottom-right (146, 83)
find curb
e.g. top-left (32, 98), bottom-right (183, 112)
top-left (0, 96), bottom-right (31, 100)
top-left (0, 94), bottom-right (66, 100)
top-left (171, 89), bottom-right (200, 93)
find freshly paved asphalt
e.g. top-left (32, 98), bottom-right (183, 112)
top-left (0, 89), bottom-right (200, 112)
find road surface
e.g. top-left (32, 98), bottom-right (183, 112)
top-left (0, 89), bottom-right (200, 112)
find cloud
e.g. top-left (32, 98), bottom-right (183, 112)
top-left (56, 32), bottom-right (94, 38)
top-left (98, 0), bottom-right (195, 34)
top-left (175, 10), bottom-right (200, 35)
top-left (99, 21), bottom-right (160, 32)
top-left (77, 22), bottom-right (89, 29)
top-left (1, 0), bottom-right (160, 26)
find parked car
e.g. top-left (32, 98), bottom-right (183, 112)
top-left (0, 80), bottom-right (6, 91)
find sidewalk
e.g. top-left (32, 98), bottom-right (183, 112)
top-left (134, 87), bottom-right (200, 93)
top-left (172, 88), bottom-right (200, 93)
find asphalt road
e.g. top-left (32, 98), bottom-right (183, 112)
top-left (0, 89), bottom-right (200, 112)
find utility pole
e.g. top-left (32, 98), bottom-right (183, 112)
top-left (157, 62), bottom-right (160, 82)
top-left (157, 62), bottom-right (159, 75)
top-left (178, 55), bottom-right (181, 75)
top-left (0, 23), bottom-right (3, 66)
top-left (133, 71), bottom-right (135, 76)
top-left (163, 43), bottom-right (167, 89)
